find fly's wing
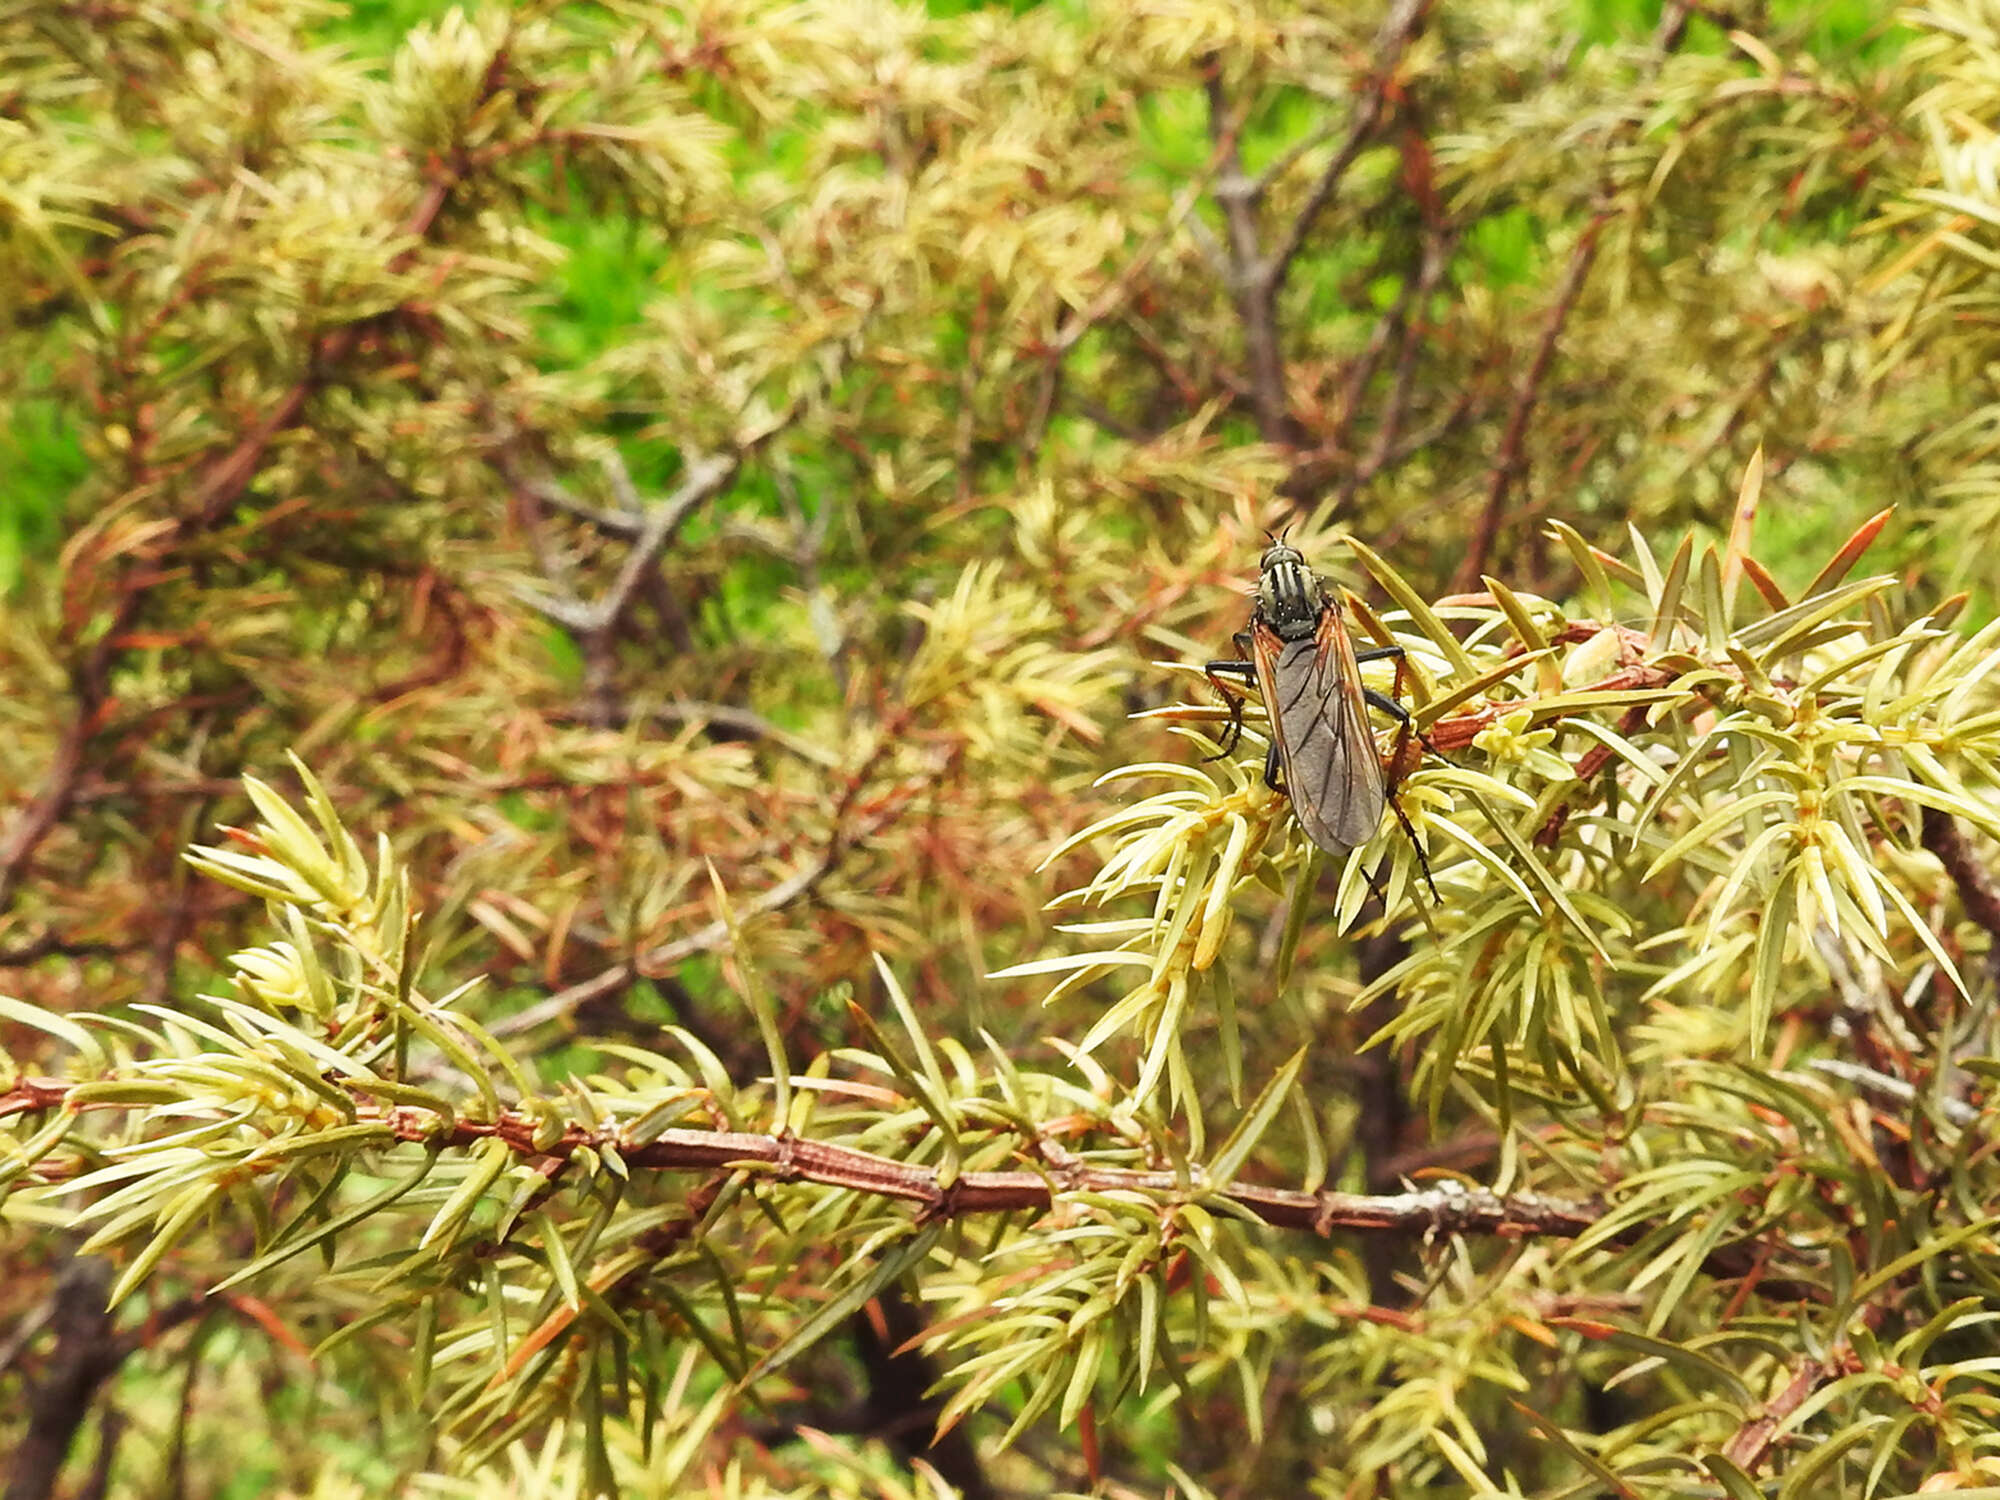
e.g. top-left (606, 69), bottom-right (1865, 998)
top-left (1252, 603), bottom-right (1387, 856)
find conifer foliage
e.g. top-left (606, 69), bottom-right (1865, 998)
top-left (6, 1), bottom-right (2000, 1495)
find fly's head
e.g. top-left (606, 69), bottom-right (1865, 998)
top-left (1254, 539), bottom-right (1326, 639)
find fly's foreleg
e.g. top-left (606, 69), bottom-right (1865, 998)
top-left (1203, 634), bottom-right (1259, 760)
top-left (1203, 660), bottom-right (1283, 791)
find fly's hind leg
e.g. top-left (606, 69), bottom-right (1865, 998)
top-left (1356, 643), bottom-right (1453, 764)
top-left (1365, 687), bottom-right (1451, 767)
top-left (1382, 790), bottom-right (1441, 904)
top-left (1354, 650), bottom-right (1445, 903)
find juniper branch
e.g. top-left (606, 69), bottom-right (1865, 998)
top-left (1, 1079), bottom-right (1822, 1299)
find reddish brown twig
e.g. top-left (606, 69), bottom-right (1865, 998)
top-left (1454, 206), bottom-right (1614, 593)
top-left (0, 62), bottom-right (517, 919)
top-left (1721, 1310), bottom-right (1876, 1472)
top-left (1200, 0), bottom-right (1433, 450)
top-left (1921, 807), bottom-right (2000, 945)
top-left (1, 1077), bottom-right (1820, 1301)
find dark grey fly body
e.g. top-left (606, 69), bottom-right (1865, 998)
top-left (1206, 539), bottom-right (1440, 898)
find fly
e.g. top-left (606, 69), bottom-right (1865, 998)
top-left (1205, 538), bottom-right (1440, 900)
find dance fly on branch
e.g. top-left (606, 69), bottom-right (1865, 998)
top-left (1206, 538), bottom-right (1442, 900)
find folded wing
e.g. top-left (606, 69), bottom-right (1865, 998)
top-left (1252, 606), bottom-right (1387, 856)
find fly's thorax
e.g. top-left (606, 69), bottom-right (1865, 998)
top-left (1255, 543), bottom-right (1327, 641)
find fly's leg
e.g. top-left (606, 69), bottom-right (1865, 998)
top-left (1363, 689), bottom-right (1450, 765)
top-left (1203, 634), bottom-right (1259, 761)
top-left (1355, 648), bottom-right (1444, 903)
top-left (1356, 644), bottom-right (1453, 763)
top-left (1359, 856), bottom-right (1395, 909)
top-left (1202, 662), bottom-right (1252, 759)
top-left (1364, 688), bottom-right (1438, 752)
top-left (1383, 790), bottom-right (1441, 904)
top-left (1208, 663), bottom-right (1286, 794)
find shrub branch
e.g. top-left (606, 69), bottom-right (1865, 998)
top-left (0, 1076), bottom-right (1816, 1295)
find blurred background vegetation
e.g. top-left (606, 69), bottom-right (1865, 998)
top-left (9, 0), bottom-right (2000, 1494)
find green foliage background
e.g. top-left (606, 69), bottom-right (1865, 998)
top-left (6, 0), bottom-right (2000, 1495)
